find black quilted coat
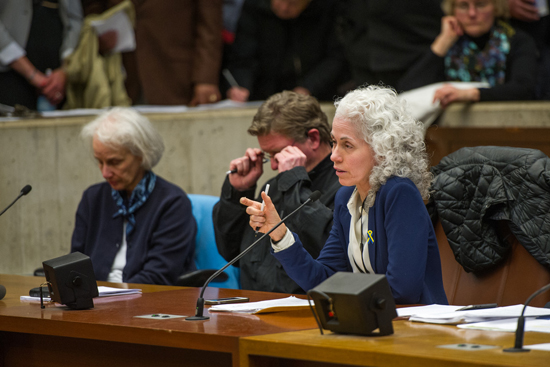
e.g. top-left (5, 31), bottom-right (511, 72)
top-left (427, 146), bottom-right (550, 273)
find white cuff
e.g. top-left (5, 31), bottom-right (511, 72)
top-left (0, 41), bottom-right (25, 66)
top-left (271, 228), bottom-right (295, 253)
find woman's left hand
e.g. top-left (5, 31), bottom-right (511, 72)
top-left (433, 85), bottom-right (480, 107)
top-left (240, 191), bottom-right (287, 242)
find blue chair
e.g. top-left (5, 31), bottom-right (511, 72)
top-left (176, 194), bottom-right (240, 289)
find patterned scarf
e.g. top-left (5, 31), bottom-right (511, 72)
top-left (445, 20), bottom-right (514, 87)
top-left (112, 171), bottom-right (157, 237)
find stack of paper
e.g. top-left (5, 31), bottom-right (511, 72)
top-left (458, 318), bottom-right (550, 333)
top-left (208, 296), bottom-right (311, 314)
top-left (20, 286), bottom-right (142, 303)
top-left (397, 304), bottom-right (550, 325)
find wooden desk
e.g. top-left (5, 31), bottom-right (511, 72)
top-left (0, 274), bottom-right (317, 367)
top-left (240, 321), bottom-right (550, 367)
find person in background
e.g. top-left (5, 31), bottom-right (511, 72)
top-left (398, 0), bottom-right (538, 107)
top-left (213, 91), bottom-right (341, 293)
top-left (508, 0), bottom-right (550, 99)
top-left (82, 0), bottom-right (223, 106)
top-left (242, 86), bottom-right (448, 305)
top-left (0, 0), bottom-right (82, 110)
top-left (71, 107), bottom-right (196, 285)
top-left (335, 0), bottom-right (443, 90)
top-left (225, 0), bottom-right (347, 102)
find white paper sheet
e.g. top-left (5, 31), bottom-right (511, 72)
top-left (399, 304), bottom-right (550, 324)
top-left (90, 10), bottom-right (136, 53)
top-left (20, 286), bottom-right (142, 303)
top-left (398, 81), bottom-right (490, 132)
top-left (208, 296), bottom-right (311, 314)
top-left (458, 318), bottom-right (550, 334)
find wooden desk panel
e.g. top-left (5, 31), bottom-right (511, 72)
top-left (0, 274), bottom-right (317, 367)
top-left (240, 322), bottom-right (550, 367)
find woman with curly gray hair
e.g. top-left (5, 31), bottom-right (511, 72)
top-left (241, 85), bottom-right (447, 304)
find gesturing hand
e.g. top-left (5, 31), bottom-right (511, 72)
top-left (240, 191), bottom-right (287, 242)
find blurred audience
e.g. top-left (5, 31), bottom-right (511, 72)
top-left (508, 0), bottom-right (550, 99)
top-left (0, 0), bottom-right (82, 110)
top-left (82, 0), bottom-right (223, 106)
top-left (335, 0), bottom-right (443, 90)
top-left (225, 0), bottom-right (348, 102)
top-left (63, 1), bottom-right (132, 109)
top-left (399, 0), bottom-right (538, 107)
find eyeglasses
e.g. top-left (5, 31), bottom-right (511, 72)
top-left (260, 139), bottom-right (297, 163)
top-left (455, 0), bottom-right (492, 13)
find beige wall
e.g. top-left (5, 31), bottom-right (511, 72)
top-left (0, 105), bottom-right (336, 275)
top-left (0, 101), bottom-right (548, 275)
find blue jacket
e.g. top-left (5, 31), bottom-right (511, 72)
top-left (273, 177), bottom-right (448, 304)
top-left (71, 176), bottom-right (196, 285)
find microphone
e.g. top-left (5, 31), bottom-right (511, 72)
top-left (504, 283), bottom-right (550, 352)
top-left (0, 185), bottom-right (32, 217)
top-left (0, 285), bottom-right (6, 300)
top-left (186, 190), bottom-right (323, 320)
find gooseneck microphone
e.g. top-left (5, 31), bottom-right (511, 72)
top-left (0, 185), bottom-right (32, 217)
top-left (504, 283), bottom-right (550, 352)
top-left (0, 185), bottom-right (32, 300)
top-left (186, 190), bottom-right (322, 321)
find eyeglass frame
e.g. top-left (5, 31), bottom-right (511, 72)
top-left (454, 0), bottom-right (493, 13)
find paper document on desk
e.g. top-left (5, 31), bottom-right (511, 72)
top-left (458, 318), bottom-right (550, 334)
top-left (20, 286), bottom-right (142, 303)
top-left (399, 304), bottom-right (550, 324)
top-left (208, 296), bottom-right (311, 314)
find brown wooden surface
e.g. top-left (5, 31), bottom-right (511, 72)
top-left (0, 274), bottom-right (317, 367)
top-left (240, 321), bottom-right (550, 367)
top-left (425, 127), bottom-right (550, 167)
top-left (435, 222), bottom-right (550, 307)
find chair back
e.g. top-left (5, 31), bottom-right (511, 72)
top-left (430, 146), bottom-right (550, 306)
top-left (188, 194), bottom-right (240, 289)
top-left (435, 220), bottom-right (550, 306)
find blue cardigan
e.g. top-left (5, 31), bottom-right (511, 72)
top-left (273, 177), bottom-right (448, 304)
top-left (71, 176), bottom-right (196, 285)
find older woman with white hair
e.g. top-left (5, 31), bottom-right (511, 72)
top-left (71, 107), bottom-right (196, 285)
top-left (241, 85), bottom-right (448, 304)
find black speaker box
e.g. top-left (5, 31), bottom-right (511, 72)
top-left (43, 252), bottom-right (99, 310)
top-left (308, 272), bottom-right (397, 336)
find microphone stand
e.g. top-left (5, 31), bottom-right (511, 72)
top-left (186, 192), bottom-right (320, 320)
top-left (0, 185), bottom-right (32, 217)
top-left (504, 283), bottom-right (550, 352)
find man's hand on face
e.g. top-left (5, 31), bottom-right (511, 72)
top-left (228, 148), bottom-right (265, 191)
top-left (273, 146), bottom-right (307, 173)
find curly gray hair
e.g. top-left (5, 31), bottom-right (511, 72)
top-left (334, 85), bottom-right (432, 207)
top-left (81, 107), bottom-right (165, 170)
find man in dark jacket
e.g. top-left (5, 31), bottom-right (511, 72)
top-left (213, 91), bottom-right (341, 293)
top-left (225, 0), bottom-right (347, 102)
top-left (335, 0), bottom-right (443, 89)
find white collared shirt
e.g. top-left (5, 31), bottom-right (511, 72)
top-left (347, 189), bottom-right (375, 274)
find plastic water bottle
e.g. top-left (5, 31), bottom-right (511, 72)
top-left (37, 95), bottom-right (56, 112)
top-left (36, 69), bottom-right (56, 112)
